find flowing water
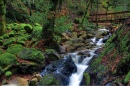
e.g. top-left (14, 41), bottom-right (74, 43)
top-left (40, 28), bottom-right (110, 86)
top-left (68, 28), bottom-right (110, 86)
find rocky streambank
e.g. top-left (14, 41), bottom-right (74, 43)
top-left (0, 22), bottom-right (110, 86)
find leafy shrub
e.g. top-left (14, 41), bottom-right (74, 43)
top-left (124, 71), bottom-right (130, 84)
top-left (54, 16), bottom-right (72, 35)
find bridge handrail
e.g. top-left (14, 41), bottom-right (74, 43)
top-left (90, 11), bottom-right (130, 16)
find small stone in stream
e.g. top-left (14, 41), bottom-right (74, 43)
top-left (77, 52), bottom-right (84, 55)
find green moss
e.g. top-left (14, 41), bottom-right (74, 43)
top-left (4, 71), bottom-right (12, 79)
top-left (7, 44), bottom-right (24, 54)
top-left (0, 53), bottom-right (17, 67)
top-left (124, 71), bottom-right (130, 84)
top-left (8, 31), bottom-right (15, 37)
top-left (3, 37), bottom-right (16, 47)
top-left (24, 24), bottom-right (33, 33)
top-left (3, 34), bottom-right (9, 39)
top-left (17, 41), bottom-right (25, 45)
top-left (38, 74), bottom-right (60, 85)
top-left (83, 72), bottom-right (90, 85)
top-left (31, 25), bottom-right (42, 40)
top-left (18, 48), bottom-right (45, 64)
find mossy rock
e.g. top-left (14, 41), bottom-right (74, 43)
top-left (3, 37), bottom-right (16, 47)
top-left (45, 49), bottom-right (60, 61)
top-left (38, 74), bottom-right (60, 85)
top-left (18, 48), bottom-right (45, 64)
top-left (124, 71), bottom-right (130, 84)
top-left (0, 53), bottom-right (17, 67)
top-left (7, 44), bottom-right (24, 55)
top-left (4, 71), bottom-right (12, 79)
top-left (3, 34), bottom-right (9, 39)
top-left (24, 24), bottom-right (33, 33)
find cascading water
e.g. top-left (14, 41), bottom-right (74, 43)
top-left (68, 28), bottom-right (110, 86)
top-left (40, 28), bottom-right (110, 86)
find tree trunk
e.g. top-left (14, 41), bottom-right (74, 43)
top-left (42, 0), bottom-right (59, 49)
top-left (0, 0), bottom-right (6, 36)
top-left (80, 0), bottom-right (90, 28)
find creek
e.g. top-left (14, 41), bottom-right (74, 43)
top-left (41, 28), bottom-right (110, 86)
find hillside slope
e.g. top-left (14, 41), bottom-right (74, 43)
top-left (88, 18), bottom-right (130, 85)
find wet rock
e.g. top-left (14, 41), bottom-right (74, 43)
top-left (76, 47), bottom-right (86, 51)
top-left (94, 48), bottom-right (103, 55)
top-left (61, 56), bottom-right (77, 77)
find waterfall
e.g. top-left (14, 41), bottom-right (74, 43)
top-left (68, 28), bottom-right (110, 86)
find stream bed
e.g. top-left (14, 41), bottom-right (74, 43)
top-left (41, 28), bottom-right (110, 86)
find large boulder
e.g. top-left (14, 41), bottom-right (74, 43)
top-left (45, 49), bottom-right (61, 61)
top-left (18, 48), bottom-right (45, 64)
top-left (41, 56), bottom-right (77, 85)
top-left (61, 56), bottom-right (77, 77)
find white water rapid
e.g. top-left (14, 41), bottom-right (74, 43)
top-left (68, 28), bottom-right (110, 86)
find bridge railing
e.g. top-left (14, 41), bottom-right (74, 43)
top-left (89, 11), bottom-right (130, 23)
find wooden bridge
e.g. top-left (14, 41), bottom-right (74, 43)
top-left (89, 11), bottom-right (130, 23)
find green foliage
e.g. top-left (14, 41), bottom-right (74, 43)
top-left (18, 48), bottom-right (45, 63)
top-left (0, 66), bottom-right (3, 75)
top-left (7, 44), bottom-right (24, 55)
top-left (29, 0), bottom-right (51, 25)
top-left (38, 74), bottom-right (60, 85)
top-left (84, 72), bottom-right (90, 85)
top-left (54, 16), bottom-right (72, 35)
top-left (3, 34), bottom-right (9, 39)
top-left (53, 35), bottom-right (61, 44)
top-left (0, 53), bottom-right (17, 67)
top-left (24, 24), bottom-right (33, 33)
top-left (3, 37), bottom-right (16, 47)
top-left (31, 23), bottom-right (43, 40)
top-left (124, 71), bottom-right (130, 84)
